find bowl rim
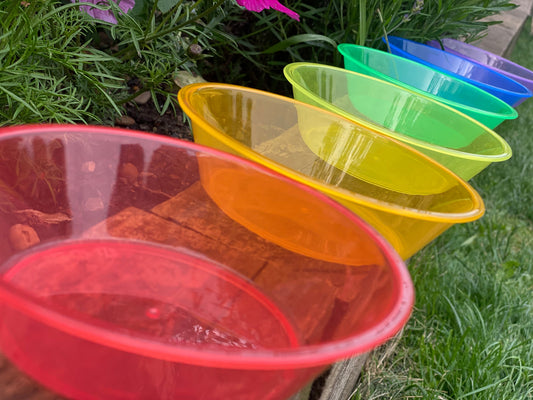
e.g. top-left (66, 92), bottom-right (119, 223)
top-left (178, 82), bottom-right (485, 223)
top-left (385, 36), bottom-right (532, 98)
top-left (427, 38), bottom-right (533, 84)
top-left (336, 43), bottom-right (519, 121)
top-left (0, 124), bottom-right (415, 370)
top-left (283, 61), bottom-right (513, 162)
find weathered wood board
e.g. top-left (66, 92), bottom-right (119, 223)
top-left (473, 0), bottom-right (532, 56)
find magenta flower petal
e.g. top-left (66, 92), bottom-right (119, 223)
top-left (80, 4), bottom-right (117, 23)
top-left (74, 0), bottom-right (135, 24)
top-left (117, 0), bottom-right (135, 13)
top-left (236, 0), bottom-right (300, 21)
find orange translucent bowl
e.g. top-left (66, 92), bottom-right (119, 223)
top-left (178, 83), bottom-right (485, 260)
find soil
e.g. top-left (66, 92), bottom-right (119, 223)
top-left (115, 84), bottom-right (194, 141)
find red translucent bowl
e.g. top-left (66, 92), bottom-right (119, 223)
top-left (0, 125), bottom-right (413, 400)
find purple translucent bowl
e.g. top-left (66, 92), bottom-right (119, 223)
top-left (427, 38), bottom-right (533, 106)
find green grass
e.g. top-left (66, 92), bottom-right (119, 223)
top-left (352, 20), bottom-right (533, 400)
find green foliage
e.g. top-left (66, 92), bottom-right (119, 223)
top-left (354, 217), bottom-right (533, 399)
top-left (0, 0), bottom-right (222, 125)
top-left (0, 0), bottom-right (123, 124)
top-left (199, 0), bottom-right (516, 94)
top-left (105, 0), bottom-right (225, 114)
top-left (1, 0), bottom-right (517, 124)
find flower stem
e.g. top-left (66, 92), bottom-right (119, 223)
top-left (358, 0), bottom-right (367, 46)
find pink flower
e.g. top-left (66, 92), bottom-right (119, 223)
top-left (73, 0), bottom-right (135, 24)
top-left (236, 0), bottom-right (299, 21)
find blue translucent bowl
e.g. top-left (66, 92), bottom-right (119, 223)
top-left (427, 38), bottom-right (533, 106)
top-left (385, 36), bottom-right (532, 107)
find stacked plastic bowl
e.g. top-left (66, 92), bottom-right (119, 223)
top-left (0, 125), bottom-right (413, 400)
top-left (384, 35), bottom-right (532, 107)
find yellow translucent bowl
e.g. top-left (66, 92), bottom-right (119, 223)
top-left (178, 83), bottom-right (485, 259)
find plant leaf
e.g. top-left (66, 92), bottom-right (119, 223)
top-left (157, 0), bottom-right (181, 14)
top-left (261, 34), bottom-right (337, 54)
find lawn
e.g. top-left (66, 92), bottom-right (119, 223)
top-left (352, 20), bottom-right (533, 400)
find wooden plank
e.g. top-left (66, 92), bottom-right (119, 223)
top-left (318, 354), bottom-right (369, 400)
top-left (473, 0), bottom-right (531, 56)
top-left (290, 354), bottom-right (368, 400)
top-left (0, 351), bottom-right (61, 399)
top-left (521, 0), bottom-right (533, 15)
top-left (287, 260), bottom-right (395, 400)
top-left (289, 382), bottom-right (314, 400)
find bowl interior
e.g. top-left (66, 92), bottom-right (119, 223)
top-left (0, 125), bottom-right (412, 376)
top-left (2, 239), bottom-right (300, 349)
top-left (427, 38), bottom-right (533, 88)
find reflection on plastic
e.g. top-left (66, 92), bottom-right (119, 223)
top-left (198, 154), bottom-right (385, 265)
top-left (426, 38), bottom-right (533, 106)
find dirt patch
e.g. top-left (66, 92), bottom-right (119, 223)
top-left (115, 86), bottom-right (193, 141)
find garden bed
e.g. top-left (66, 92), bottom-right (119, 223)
top-left (120, 94), bottom-right (193, 141)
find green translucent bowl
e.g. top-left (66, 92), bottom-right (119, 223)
top-left (283, 62), bottom-right (512, 181)
top-left (337, 43), bottom-right (518, 129)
